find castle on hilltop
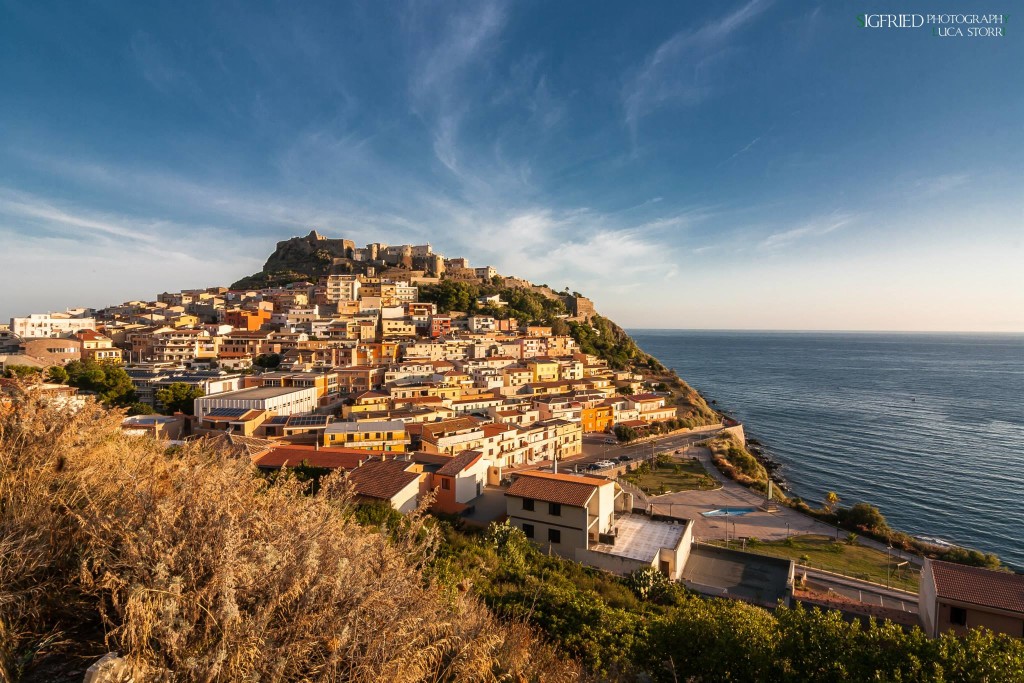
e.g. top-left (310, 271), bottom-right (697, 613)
top-left (279, 229), bottom-right (497, 281)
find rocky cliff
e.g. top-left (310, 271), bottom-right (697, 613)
top-left (231, 230), bottom-right (358, 289)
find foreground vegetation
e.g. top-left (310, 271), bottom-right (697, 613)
top-left (0, 388), bottom-right (574, 682)
top-left (5, 389), bottom-right (1021, 682)
top-left (428, 520), bottom-right (1024, 682)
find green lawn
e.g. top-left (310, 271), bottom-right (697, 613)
top-left (709, 534), bottom-right (919, 592)
top-left (621, 457), bottom-right (717, 494)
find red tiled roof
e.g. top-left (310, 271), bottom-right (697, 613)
top-left (930, 560), bottom-right (1024, 613)
top-left (421, 417), bottom-right (482, 439)
top-left (482, 423), bottom-right (516, 437)
top-left (436, 450), bottom-right (483, 477)
top-left (253, 445), bottom-right (372, 470)
top-left (505, 471), bottom-right (609, 507)
top-left (347, 460), bottom-right (420, 501)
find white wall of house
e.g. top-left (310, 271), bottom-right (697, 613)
top-left (455, 457), bottom-right (490, 503)
top-left (389, 478), bottom-right (421, 514)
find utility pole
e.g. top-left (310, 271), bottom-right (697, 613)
top-left (887, 545), bottom-right (892, 588)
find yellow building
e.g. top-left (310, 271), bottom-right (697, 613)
top-left (323, 419), bottom-right (410, 452)
top-left (526, 358), bottom-right (559, 383)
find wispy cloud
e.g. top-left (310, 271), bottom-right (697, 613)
top-left (406, 0), bottom-right (507, 179)
top-left (760, 212), bottom-right (857, 249)
top-left (622, 0), bottom-right (771, 144)
top-left (719, 135), bottom-right (761, 167)
top-left (914, 173), bottom-right (972, 196)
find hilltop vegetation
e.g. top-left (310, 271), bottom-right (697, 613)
top-left (418, 279), bottom-right (568, 328)
top-left (0, 389), bottom-right (574, 682)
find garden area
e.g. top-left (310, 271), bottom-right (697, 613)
top-left (622, 454), bottom-right (718, 495)
top-left (709, 534), bottom-right (920, 592)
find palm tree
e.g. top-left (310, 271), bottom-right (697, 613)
top-left (824, 491), bottom-right (841, 513)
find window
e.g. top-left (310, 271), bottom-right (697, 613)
top-left (547, 528), bottom-right (560, 544)
top-left (441, 478), bottom-right (451, 491)
top-left (950, 606), bottom-right (967, 626)
top-left (522, 498), bottom-right (534, 511)
top-left (549, 502), bottom-right (561, 516)
top-left (523, 523), bottom-right (534, 539)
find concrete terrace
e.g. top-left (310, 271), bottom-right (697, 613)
top-left (590, 514), bottom-right (686, 562)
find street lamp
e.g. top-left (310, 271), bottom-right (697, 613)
top-left (887, 545), bottom-right (892, 588)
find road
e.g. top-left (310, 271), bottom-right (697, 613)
top-left (801, 568), bottom-right (919, 614)
top-left (533, 426), bottom-right (726, 474)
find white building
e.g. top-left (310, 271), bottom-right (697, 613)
top-left (193, 385), bottom-right (318, 419)
top-left (11, 312), bottom-right (97, 339)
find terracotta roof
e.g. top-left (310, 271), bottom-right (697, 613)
top-left (421, 417), bottom-right (482, 439)
top-left (930, 560), bottom-right (1024, 613)
top-left (254, 445), bottom-right (372, 470)
top-left (354, 390), bottom-right (389, 401)
top-left (505, 470), bottom-right (610, 507)
top-left (409, 451), bottom-right (451, 467)
top-left (436, 450), bottom-right (483, 477)
top-left (347, 460), bottom-right (420, 501)
top-left (482, 423), bottom-right (516, 437)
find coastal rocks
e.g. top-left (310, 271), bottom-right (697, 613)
top-left (746, 437), bottom-right (788, 491)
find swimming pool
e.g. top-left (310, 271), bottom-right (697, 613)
top-left (702, 507), bottom-right (757, 517)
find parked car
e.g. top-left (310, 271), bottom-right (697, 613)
top-left (586, 463), bottom-right (601, 471)
top-left (604, 438), bottom-right (617, 444)
top-left (616, 455), bottom-right (631, 462)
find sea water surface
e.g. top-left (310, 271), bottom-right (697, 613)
top-left (630, 331), bottom-right (1024, 568)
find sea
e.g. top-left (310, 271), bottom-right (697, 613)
top-left (629, 330), bottom-right (1024, 569)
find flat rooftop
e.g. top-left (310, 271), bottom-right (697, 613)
top-left (590, 514), bottom-right (687, 563)
top-left (683, 543), bottom-right (793, 607)
top-left (122, 415), bottom-right (180, 426)
top-left (200, 386), bottom-right (313, 401)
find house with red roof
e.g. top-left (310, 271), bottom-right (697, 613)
top-left (345, 459), bottom-right (423, 513)
top-left (920, 558), bottom-right (1024, 637)
top-left (504, 470), bottom-right (692, 580)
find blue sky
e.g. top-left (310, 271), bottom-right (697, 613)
top-left (1, 0), bottom-right (1021, 331)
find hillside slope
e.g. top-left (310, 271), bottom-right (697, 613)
top-left (0, 388), bottom-right (576, 682)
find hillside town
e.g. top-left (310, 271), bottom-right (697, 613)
top-left (0, 234), bottom-right (688, 511)
top-left (5, 233), bottom-right (1024, 647)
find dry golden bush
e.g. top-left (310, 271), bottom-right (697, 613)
top-left (0, 385), bottom-right (577, 682)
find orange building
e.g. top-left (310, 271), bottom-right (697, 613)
top-left (581, 404), bottom-right (614, 433)
top-left (225, 307), bottom-right (272, 332)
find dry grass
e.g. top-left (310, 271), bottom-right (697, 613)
top-left (0, 385), bottom-right (578, 682)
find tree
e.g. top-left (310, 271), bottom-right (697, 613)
top-left (155, 382), bottom-right (205, 415)
top-left (46, 365), bottom-right (68, 384)
top-left (254, 353), bottom-right (282, 369)
top-left (838, 502), bottom-right (890, 534)
top-left (3, 364), bottom-right (42, 379)
top-left (126, 402), bottom-right (155, 416)
top-left (65, 359), bottom-right (136, 406)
